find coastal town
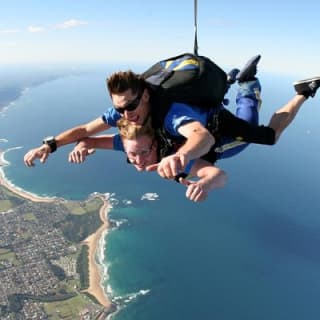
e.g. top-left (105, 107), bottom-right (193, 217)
top-left (0, 76), bottom-right (118, 319)
top-left (0, 174), bottom-right (115, 319)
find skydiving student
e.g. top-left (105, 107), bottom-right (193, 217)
top-left (24, 55), bottom-right (320, 181)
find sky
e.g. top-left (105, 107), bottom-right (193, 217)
top-left (0, 0), bottom-right (319, 77)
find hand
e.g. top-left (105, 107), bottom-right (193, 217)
top-left (24, 144), bottom-right (51, 167)
top-left (146, 153), bottom-right (187, 179)
top-left (68, 144), bottom-right (95, 163)
top-left (179, 178), bottom-right (208, 202)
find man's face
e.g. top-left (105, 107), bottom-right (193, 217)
top-left (123, 135), bottom-right (157, 171)
top-left (112, 89), bottom-right (150, 125)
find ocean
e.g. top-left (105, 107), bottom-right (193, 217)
top-left (1, 63), bottom-right (320, 319)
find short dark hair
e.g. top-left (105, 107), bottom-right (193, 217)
top-left (107, 70), bottom-right (146, 96)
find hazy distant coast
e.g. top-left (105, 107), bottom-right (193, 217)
top-left (0, 65), bottom-right (85, 112)
top-left (0, 87), bottom-right (22, 112)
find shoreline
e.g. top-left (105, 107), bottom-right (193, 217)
top-left (0, 150), bottom-right (113, 310)
top-left (82, 198), bottom-right (113, 309)
top-left (0, 150), bottom-right (56, 203)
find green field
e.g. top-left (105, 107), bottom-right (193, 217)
top-left (22, 212), bottom-right (37, 221)
top-left (44, 294), bottom-right (96, 319)
top-left (0, 199), bottom-right (13, 211)
top-left (63, 198), bottom-right (103, 215)
top-left (0, 248), bottom-right (10, 255)
top-left (0, 249), bottom-right (19, 265)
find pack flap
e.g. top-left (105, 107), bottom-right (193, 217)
top-left (145, 69), bottom-right (173, 86)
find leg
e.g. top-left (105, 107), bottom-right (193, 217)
top-left (213, 55), bottom-right (264, 159)
top-left (214, 79), bottom-right (265, 159)
top-left (223, 54), bottom-right (260, 106)
top-left (235, 80), bottom-right (261, 125)
top-left (203, 55), bottom-right (273, 163)
top-left (268, 95), bottom-right (306, 143)
top-left (269, 76), bottom-right (320, 142)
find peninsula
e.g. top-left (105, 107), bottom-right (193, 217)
top-left (0, 152), bottom-right (116, 319)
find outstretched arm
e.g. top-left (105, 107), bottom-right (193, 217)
top-left (154, 121), bottom-right (215, 179)
top-left (24, 117), bottom-right (110, 167)
top-left (148, 158), bottom-right (227, 202)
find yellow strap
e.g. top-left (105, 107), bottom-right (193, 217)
top-left (173, 58), bottom-right (199, 70)
top-left (165, 60), bottom-right (174, 69)
top-left (164, 58), bottom-right (199, 70)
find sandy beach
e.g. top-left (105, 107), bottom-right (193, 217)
top-left (0, 150), bottom-right (55, 203)
top-left (82, 198), bottom-right (113, 308)
top-left (0, 149), bottom-right (113, 309)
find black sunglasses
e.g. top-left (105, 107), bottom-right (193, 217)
top-left (114, 92), bottom-right (143, 114)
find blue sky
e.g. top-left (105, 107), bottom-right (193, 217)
top-left (0, 0), bottom-right (319, 76)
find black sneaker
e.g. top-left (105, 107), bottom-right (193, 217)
top-left (236, 54), bottom-right (261, 83)
top-left (293, 77), bottom-right (320, 98)
top-left (223, 68), bottom-right (240, 105)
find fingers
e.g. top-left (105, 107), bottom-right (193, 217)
top-left (178, 178), bottom-right (191, 186)
top-left (24, 151), bottom-right (35, 167)
top-left (68, 152), bottom-right (78, 163)
top-left (69, 147), bottom-right (95, 163)
top-left (156, 154), bottom-right (186, 179)
top-left (24, 146), bottom-right (50, 167)
top-left (185, 183), bottom-right (207, 202)
top-left (40, 152), bottom-right (49, 163)
top-left (157, 165), bottom-right (173, 179)
top-left (68, 148), bottom-right (90, 163)
top-left (87, 148), bottom-right (96, 155)
top-left (146, 155), bottom-right (187, 179)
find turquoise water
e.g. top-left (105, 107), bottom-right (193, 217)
top-left (1, 66), bottom-right (320, 319)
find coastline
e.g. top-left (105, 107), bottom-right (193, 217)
top-left (0, 150), bottom-right (55, 203)
top-left (82, 197), bottom-right (113, 309)
top-left (0, 150), bottom-right (113, 310)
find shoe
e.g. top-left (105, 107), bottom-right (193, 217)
top-left (227, 68), bottom-right (240, 85)
top-left (293, 77), bottom-right (320, 98)
top-left (224, 68), bottom-right (240, 105)
top-left (236, 54), bottom-right (261, 83)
